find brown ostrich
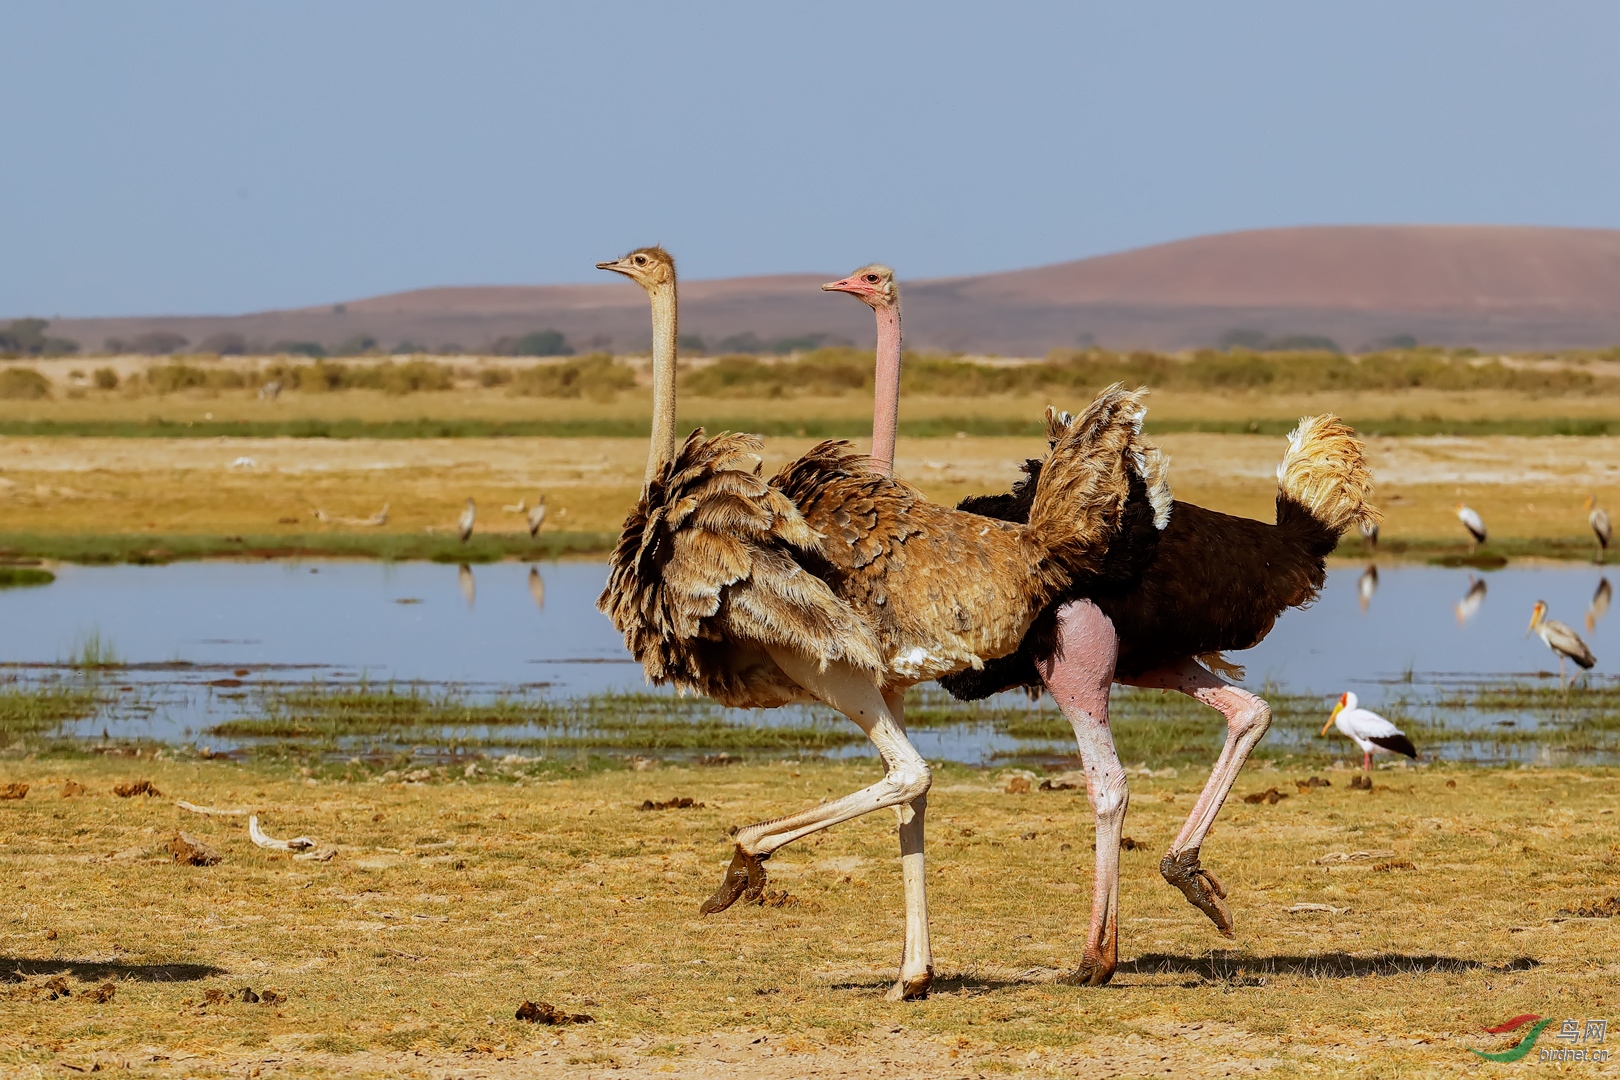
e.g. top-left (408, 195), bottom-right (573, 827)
top-left (822, 264), bottom-right (1378, 987)
top-left (595, 246), bottom-right (1155, 999)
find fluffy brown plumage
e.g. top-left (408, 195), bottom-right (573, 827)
top-left (598, 429), bottom-right (882, 709)
top-left (942, 415), bottom-right (1379, 695)
top-left (769, 385), bottom-right (1161, 685)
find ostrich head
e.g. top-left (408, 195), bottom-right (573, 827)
top-left (597, 246), bottom-right (676, 292)
top-left (821, 264), bottom-right (897, 310)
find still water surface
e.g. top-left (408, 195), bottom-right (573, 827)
top-left (0, 559), bottom-right (1611, 761)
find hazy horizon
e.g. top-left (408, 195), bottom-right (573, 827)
top-left (6, 2), bottom-right (1619, 318)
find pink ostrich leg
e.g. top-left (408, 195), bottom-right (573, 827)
top-left (1037, 600), bottom-right (1129, 987)
top-left (1119, 659), bottom-right (1271, 937)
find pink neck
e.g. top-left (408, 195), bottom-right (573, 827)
top-left (871, 303), bottom-right (902, 474)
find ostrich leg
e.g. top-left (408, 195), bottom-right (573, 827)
top-left (1038, 600), bottom-right (1128, 988)
top-left (882, 687), bottom-right (933, 1002)
top-left (702, 649), bottom-right (934, 1000)
top-left (1119, 659), bottom-right (1272, 938)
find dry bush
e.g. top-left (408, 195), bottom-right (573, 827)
top-left (0, 366), bottom-right (51, 400)
top-left (510, 354), bottom-right (636, 399)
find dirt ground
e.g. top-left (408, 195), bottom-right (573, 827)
top-left (2, 757), bottom-right (1617, 1078)
top-left (1, 429), bottom-right (1614, 545)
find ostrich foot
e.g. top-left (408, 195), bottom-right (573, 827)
top-left (1062, 940), bottom-right (1118, 987)
top-left (884, 967), bottom-right (933, 1001)
top-left (699, 844), bottom-right (768, 915)
top-left (1161, 849), bottom-right (1234, 939)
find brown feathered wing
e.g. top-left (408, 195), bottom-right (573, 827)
top-left (598, 430), bottom-right (883, 708)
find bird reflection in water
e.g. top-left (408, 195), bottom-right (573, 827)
top-left (1588, 577), bottom-right (1612, 633)
top-left (528, 566), bottom-right (546, 610)
top-left (1454, 574), bottom-right (1487, 625)
top-left (1357, 564), bottom-right (1378, 612)
top-left (458, 563), bottom-right (476, 609)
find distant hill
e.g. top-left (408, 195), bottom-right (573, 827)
top-left (36, 226), bottom-right (1620, 356)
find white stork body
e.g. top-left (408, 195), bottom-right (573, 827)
top-left (1456, 503), bottom-right (1486, 551)
top-left (527, 495), bottom-right (548, 537)
top-left (457, 498), bottom-right (476, 543)
top-left (1361, 519), bottom-right (1379, 550)
top-left (1322, 691), bottom-right (1416, 772)
top-left (1529, 600), bottom-right (1596, 686)
top-left (1587, 496), bottom-right (1611, 563)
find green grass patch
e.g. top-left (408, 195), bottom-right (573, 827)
top-left (0, 565), bottom-right (53, 588)
top-left (0, 680), bottom-right (102, 737)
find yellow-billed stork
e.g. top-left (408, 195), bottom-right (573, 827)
top-left (1358, 563), bottom-right (1378, 612)
top-left (527, 494), bottom-right (548, 537)
top-left (1455, 575), bottom-right (1487, 625)
top-left (1456, 503), bottom-right (1486, 552)
top-left (1587, 495), bottom-right (1611, 564)
top-left (1321, 691), bottom-right (1416, 772)
top-left (1588, 577), bottom-right (1611, 633)
top-left (1528, 600), bottom-right (1596, 686)
top-left (457, 498), bottom-right (476, 543)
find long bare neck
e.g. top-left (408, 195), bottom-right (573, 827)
top-left (645, 281), bottom-right (679, 485)
top-left (870, 302), bottom-right (902, 474)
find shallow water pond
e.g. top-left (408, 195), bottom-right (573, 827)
top-left (0, 559), bottom-right (1613, 764)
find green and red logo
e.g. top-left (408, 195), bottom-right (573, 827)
top-left (1472, 1015), bottom-right (1552, 1062)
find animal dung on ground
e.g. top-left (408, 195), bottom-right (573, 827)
top-left (1445, 778), bottom-right (1457, 789)
top-left (1349, 775), bottom-right (1373, 790)
top-left (1560, 896), bottom-right (1620, 918)
top-left (43, 976), bottom-right (71, 1000)
top-left (248, 815), bottom-right (316, 851)
top-left (60, 781), bottom-right (87, 797)
top-left (168, 831), bottom-right (223, 866)
top-left (638, 796), bottom-right (703, 811)
top-left (1120, 836), bottom-right (1143, 851)
top-left (1372, 859), bottom-right (1415, 872)
top-left (515, 1000), bottom-right (594, 1025)
top-left (1038, 778), bottom-right (1078, 791)
top-left (113, 780), bottom-right (161, 798)
top-left (0, 782), bottom-right (27, 800)
top-left (1242, 787), bottom-right (1289, 805)
top-left (1004, 776), bottom-right (1031, 794)
top-left (1295, 777), bottom-right (1331, 793)
top-left (86, 982), bottom-right (116, 1004)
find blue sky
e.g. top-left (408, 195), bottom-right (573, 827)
top-left (4, 2), bottom-right (1618, 316)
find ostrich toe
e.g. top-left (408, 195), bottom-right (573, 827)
top-left (699, 844), bottom-right (769, 915)
top-left (1161, 849), bottom-right (1235, 938)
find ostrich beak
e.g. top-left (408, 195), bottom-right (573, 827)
top-left (821, 277), bottom-right (866, 296)
top-left (597, 258), bottom-right (631, 275)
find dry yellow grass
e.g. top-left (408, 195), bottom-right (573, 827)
top-left (2, 756), bottom-right (1617, 1077)
top-left (1, 430), bottom-right (1614, 545)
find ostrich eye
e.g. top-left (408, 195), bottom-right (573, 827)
top-left (634, 255), bottom-right (647, 265)
top-left (864, 274), bottom-right (879, 283)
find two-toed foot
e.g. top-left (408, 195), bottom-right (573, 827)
top-left (699, 844), bottom-right (769, 914)
top-left (1160, 848), bottom-right (1235, 938)
top-left (885, 967), bottom-right (933, 1001)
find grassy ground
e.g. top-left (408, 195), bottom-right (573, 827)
top-left (1, 754), bottom-right (1616, 1078)
top-left (1, 427), bottom-right (1614, 563)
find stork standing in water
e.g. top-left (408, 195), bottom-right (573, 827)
top-left (527, 495), bottom-right (548, 537)
top-left (1587, 495), bottom-right (1611, 564)
top-left (1456, 502), bottom-right (1486, 552)
top-left (457, 498), bottom-right (476, 543)
top-left (595, 247), bottom-right (1154, 999)
top-left (1321, 691), bottom-right (1416, 772)
top-left (1528, 600), bottom-right (1596, 686)
top-left (824, 264), bottom-right (1377, 986)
